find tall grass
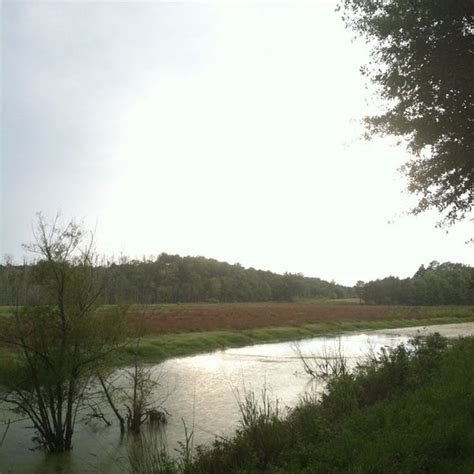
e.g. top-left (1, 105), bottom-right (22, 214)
top-left (235, 385), bottom-right (281, 431)
top-left (189, 334), bottom-right (474, 473)
top-left (128, 428), bottom-right (175, 474)
top-left (192, 385), bottom-right (287, 474)
top-left (126, 334), bottom-right (474, 472)
top-left (127, 420), bottom-right (194, 474)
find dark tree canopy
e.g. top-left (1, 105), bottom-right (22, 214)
top-left (340, 0), bottom-right (473, 224)
top-left (360, 261), bottom-right (474, 305)
top-left (0, 253), bottom-right (354, 306)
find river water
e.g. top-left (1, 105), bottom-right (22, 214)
top-left (1, 322), bottom-right (473, 473)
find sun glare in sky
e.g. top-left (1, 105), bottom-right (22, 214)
top-left (1, 1), bottom-right (472, 286)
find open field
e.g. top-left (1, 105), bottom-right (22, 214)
top-left (2, 301), bottom-right (474, 365)
top-left (115, 301), bottom-right (474, 363)
top-left (125, 301), bottom-right (474, 334)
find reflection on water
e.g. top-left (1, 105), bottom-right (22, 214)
top-left (1, 322), bottom-right (473, 473)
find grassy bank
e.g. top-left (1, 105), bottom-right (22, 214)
top-left (1, 303), bottom-right (474, 367)
top-left (145, 334), bottom-right (474, 473)
top-left (117, 307), bottom-right (474, 365)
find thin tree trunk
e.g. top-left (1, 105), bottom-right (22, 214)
top-left (98, 374), bottom-right (125, 433)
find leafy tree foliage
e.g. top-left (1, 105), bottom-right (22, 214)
top-left (0, 253), bottom-right (353, 306)
top-left (359, 261), bottom-right (474, 305)
top-left (104, 255), bottom-right (353, 303)
top-left (98, 254), bottom-right (353, 304)
top-left (0, 216), bottom-right (126, 452)
top-left (340, 0), bottom-right (473, 223)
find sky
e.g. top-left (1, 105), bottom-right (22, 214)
top-left (1, 0), bottom-right (472, 286)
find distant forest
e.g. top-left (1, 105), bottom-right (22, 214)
top-left (1, 255), bottom-right (471, 307)
top-left (0, 253), bottom-right (354, 305)
top-left (359, 262), bottom-right (474, 306)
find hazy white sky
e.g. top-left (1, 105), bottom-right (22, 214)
top-left (1, 1), bottom-right (472, 286)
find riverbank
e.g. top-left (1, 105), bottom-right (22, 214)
top-left (150, 333), bottom-right (474, 473)
top-left (2, 303), bottom-right (474, 368)
top-left (117, 306), bottom-right (474, 365)
top-left (2, 316), bottom-right (474, 473)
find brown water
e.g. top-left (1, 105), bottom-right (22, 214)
top-left (1, 322), bottom-right (473, 473)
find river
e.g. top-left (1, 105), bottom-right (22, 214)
top-left (1, 322), bottom-right (473, 473)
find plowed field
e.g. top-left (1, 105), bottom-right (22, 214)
top-left (127, 302), bottom-right (443, 334)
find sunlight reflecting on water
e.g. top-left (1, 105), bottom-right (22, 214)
top-left (2, 322), bottom-right (474, 473)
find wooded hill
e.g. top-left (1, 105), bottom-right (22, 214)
top-left (2, 255), bottom-right (471, 307)
top-left (0, 253), bottom-right (354, 305)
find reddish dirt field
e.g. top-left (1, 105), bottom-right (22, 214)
top-left (127, 302), bottom-right (428, 334)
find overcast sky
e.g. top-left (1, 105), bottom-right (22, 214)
top-left (1, 0), bottom-right (472, 286)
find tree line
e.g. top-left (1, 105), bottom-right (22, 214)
top-left (0, 252), bottom-right (354, 306)
top-left (357, 261), bottom-right (474, 306)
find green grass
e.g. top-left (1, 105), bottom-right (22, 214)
top-left (0, 306), bottom-right (17, 317)
top-left (2, 303), bottom-right (474, 367)
top-left (113, 310), bottom-right (474, 365)
top-left (189, 334), bottom-right (474, 473)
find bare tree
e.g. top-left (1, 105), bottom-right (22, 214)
top-left (293, 339), bottom-right (349, 382)
top-left (98, 336), bottom-right (168, 435)
top-left (0, 214), bottom-right (126, 452)
top-left (125, 340), bottom-right (165, 433)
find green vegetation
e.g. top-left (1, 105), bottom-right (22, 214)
top-left (0, 253), bottom-right (354, 306)
top-left (0, 216), bottom-right (127, 453)
top-left (158, 333), bottom-right (474, 473)
top-left (0, 306), bottom-right (15, 316)
top-left (114, 307), bottom-right (474, 366)
top-left (1, 224), bottom-right (473, 470)
top-left (360, 261), bottom-right (474, 305)
top-left (0, 302), bottom-right (472, 376)
top-left (2, 303), bottom-right (473, 369)
top-left (341, 0), bottom-right (473, 224)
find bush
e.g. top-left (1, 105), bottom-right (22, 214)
top-left (189, 334), bottom-right (474, 473)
